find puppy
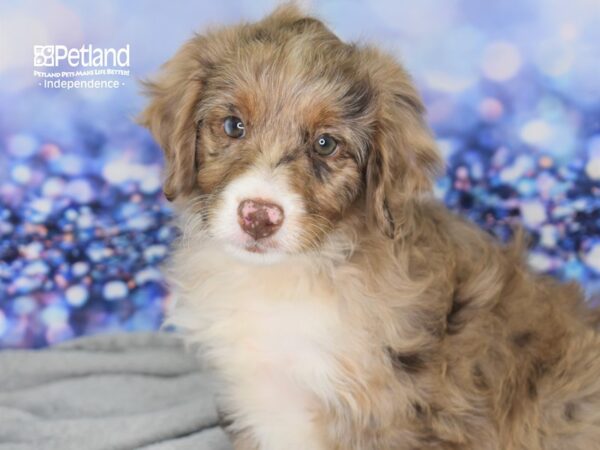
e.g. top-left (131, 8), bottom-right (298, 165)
top-left (140, 5), bottom-right (600, 450)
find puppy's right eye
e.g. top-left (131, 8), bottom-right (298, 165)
top-left (224, 116), bottom-right (245, 138)
top-left (314, 134), bottom-right (337, 156)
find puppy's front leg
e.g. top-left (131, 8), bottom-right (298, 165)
top-left (227, 410), bottom-right (329, 450)
top-left (230, 431), bottom-right (260, 450)
top-left (231, 425), bottom-right (328, 450)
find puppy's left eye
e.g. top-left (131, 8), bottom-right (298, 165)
top-left (224, 116), bottom-right (245, 138)
top-left (314, 134), bottom-right (337, 156)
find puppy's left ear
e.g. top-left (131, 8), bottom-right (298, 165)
top-left (138, 33), bottom-right (227, 201)
top-left (363, 48), bottom-right (444, 238)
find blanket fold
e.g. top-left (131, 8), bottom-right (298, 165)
top-left (0, 332), bottom-right (232, 450)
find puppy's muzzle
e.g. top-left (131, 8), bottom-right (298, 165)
top-left (237, 199), bottom-right (284, 240)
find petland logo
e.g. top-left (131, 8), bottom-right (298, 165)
top-left (33, 45), bottom-right (130, 68)
top-left (33, 44), bottom-right (131, 90)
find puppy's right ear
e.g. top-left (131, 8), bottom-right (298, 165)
top-left (362, 47), bottom-right (444, 239)
top-left (138, 35), bottom-right (222, 201)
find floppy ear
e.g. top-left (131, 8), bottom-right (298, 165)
top-left (363, 48), bottom-right (444, 238)
top-left (138, 34), bottom-right (224, 201)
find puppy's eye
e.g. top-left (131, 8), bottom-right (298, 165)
top-left (314, 134), bottom-right (337, 156)
top-left (224, 116), bottom-right (245, 138)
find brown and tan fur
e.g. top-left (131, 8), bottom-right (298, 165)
top-left (139, 5), bottom-right (600, 450)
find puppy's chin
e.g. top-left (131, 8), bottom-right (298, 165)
top-left (224, 242), bottom-right (287, 265)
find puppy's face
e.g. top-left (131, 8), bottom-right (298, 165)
top-left (141, 6), bottom-right (442, 264)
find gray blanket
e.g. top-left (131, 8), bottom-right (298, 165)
top-left (0, 332), bottom-right (233, 450)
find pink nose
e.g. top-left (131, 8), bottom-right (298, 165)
top-left (237, 199), bottom-right (284, 240)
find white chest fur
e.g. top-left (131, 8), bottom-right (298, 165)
top-left (167, 248), bottom-right (354, 450)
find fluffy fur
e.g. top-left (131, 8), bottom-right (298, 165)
top-left (139, 5), bottom-right (600, 449)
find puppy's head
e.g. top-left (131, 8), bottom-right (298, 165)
top-left (140, 5), bottom-right (442, 264)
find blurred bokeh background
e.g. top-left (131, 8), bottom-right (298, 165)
top-left (1, 0), bottom-right (599, 348)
